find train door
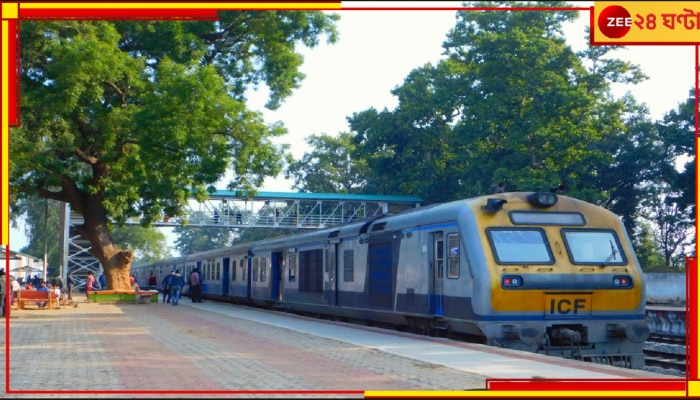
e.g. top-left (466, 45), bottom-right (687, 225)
top-left (368, 234), bottom-right (394, 310)
top-left (271, 251), bottom-right (282, 301)
top-left (240, 256), bottom-right (247, 298)
top-left (430, 232), bottom-right (445, 316)
top-left (222, 257), bottom-right (230, 297)
top-left (324, 241), bottom-right (338, 305)
top-left (246, 250), bottom-right (253, 299)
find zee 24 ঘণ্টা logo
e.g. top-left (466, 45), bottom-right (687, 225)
top-left (597, 3), bottom-right (700, 40)
top-left (598, 5), bottom-right (633, 38)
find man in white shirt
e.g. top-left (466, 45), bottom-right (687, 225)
top-left (10, 275), bottom-right (20, 307)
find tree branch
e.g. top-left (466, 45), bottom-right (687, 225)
top-left (104, 80), bottom-right (128, 107)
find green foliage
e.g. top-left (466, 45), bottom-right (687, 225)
top-left (173, 211), bottom-right (236, 254)
top-left (285, 132), bottom-right (369, 193)
top-left (644, 265), bottom-right (687, 273)
top-left (12, 198), bottom-right (62, 270)
top-left (631, 220), bottom-right (665, 271)
top-left (347, 2), bottom-right (661, 222)
top-left (658, 89), bottom-right (696, 214)
top-left (637, 185), bottom-right (695, 269)
top-left (109, 225), bottom-right (171, 263)
top-left (10, 13), bottom-right (338, 278)
top-left (231, 227), bottom-right (300, 246)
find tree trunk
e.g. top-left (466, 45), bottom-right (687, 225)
top-left (75, 197), bottom-right (134, 291)
top-left (42, 177), bottom-right (135, 290)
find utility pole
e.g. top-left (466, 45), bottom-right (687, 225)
top-left (43, 198), bottom-right (48, 281)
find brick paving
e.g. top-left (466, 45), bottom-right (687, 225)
top-left (1, 298), bottom-right (490, 398)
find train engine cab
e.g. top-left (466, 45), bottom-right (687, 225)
top-left (471, 191), bottom-right (649, 368)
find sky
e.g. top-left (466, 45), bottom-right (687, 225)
top-left (8, 1), bottom-right (698, 253)
top-left (251, 1), bottom-right (696, 191)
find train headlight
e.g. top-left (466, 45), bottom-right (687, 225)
top-left (613, 275), bottom-right (632, 287)
top-left (502, 275), bottom-right (523, 287)
top-left (527, 192), bottom-right (558, 208)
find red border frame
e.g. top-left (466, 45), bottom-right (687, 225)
top-left (3, 2), bottom-right (697, 397)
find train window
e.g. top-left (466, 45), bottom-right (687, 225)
top-left (447, 233), bottom-right (460, 279)
top-left (253, 258), bottom-right (259, 282)
top-left (231, 260), bottom-right (236, 281)
top-left (561, 229), bottom-right (627, 265)
top-left (435, 237), bottom-right (444, 279)
top-left (343, 250), bottom-right (354, 282)
top-left (288, 254), bottom-right (297, 282)
top-left (261, 257), bottom-right (267, 282)
top-left (487, 228), bottom-right (554, 264)
top-left (241, 259), bottom-right (246, 281)
top-left (510, 211), bottom-right (585, 226)
top-left (216, 261), bottom-right (221, 281)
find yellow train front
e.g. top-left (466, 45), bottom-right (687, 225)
top-left (465, 191), bottom-right (649, 368)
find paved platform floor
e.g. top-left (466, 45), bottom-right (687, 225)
top-left (1, 298), bottom-right (679, 398)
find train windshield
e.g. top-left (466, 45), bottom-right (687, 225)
top-left (561, 229), bottom-right (627, 265)
top-left (486, 228), bottom-right (554, 264)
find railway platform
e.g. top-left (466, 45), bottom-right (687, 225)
top-left (1, 298), bottom-right (687, 398)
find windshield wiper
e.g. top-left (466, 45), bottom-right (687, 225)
top-left (601, 240), bottom-right (617, 267)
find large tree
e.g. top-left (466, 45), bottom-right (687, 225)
top-left (349, 2), bottom-right (653, 209)
top-left (10, 13), bottom-right (339, 289)
top-left (658, 89), bottom-right (697, 216)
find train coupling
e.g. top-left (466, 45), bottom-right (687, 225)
top-left (550, 327), bottom-right (582, 344)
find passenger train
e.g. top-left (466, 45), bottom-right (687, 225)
top-left (132, 191), bottom-right (650, 369)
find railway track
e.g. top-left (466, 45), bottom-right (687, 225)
top-left (649, 332), bottom-right (687, 346)
top-left (644, 331), bottom-right (686, 375)
top-left (644, 349), bottom-right (686, 373)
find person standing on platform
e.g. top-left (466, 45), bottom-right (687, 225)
top-left (162, 272), bottom-right (173, 303)
top-left (85, 271), bottom-right (96, 301)
top-left (51, 275), bottom-right (64, 292)
top-left (0, 270), bottom-right (6, 318)
top-left (169, 270), bottom-right (184, 306)
top-left (50, 282), bottom-right (62, 308)
top-left (9, 275), bottom-right (20, 308)
top-left (190, 268), bottom-right (202, 303)
top-left (66, 273), bottom-right (75, 300)
top-left (148, 273), bottom-right (157, 290)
